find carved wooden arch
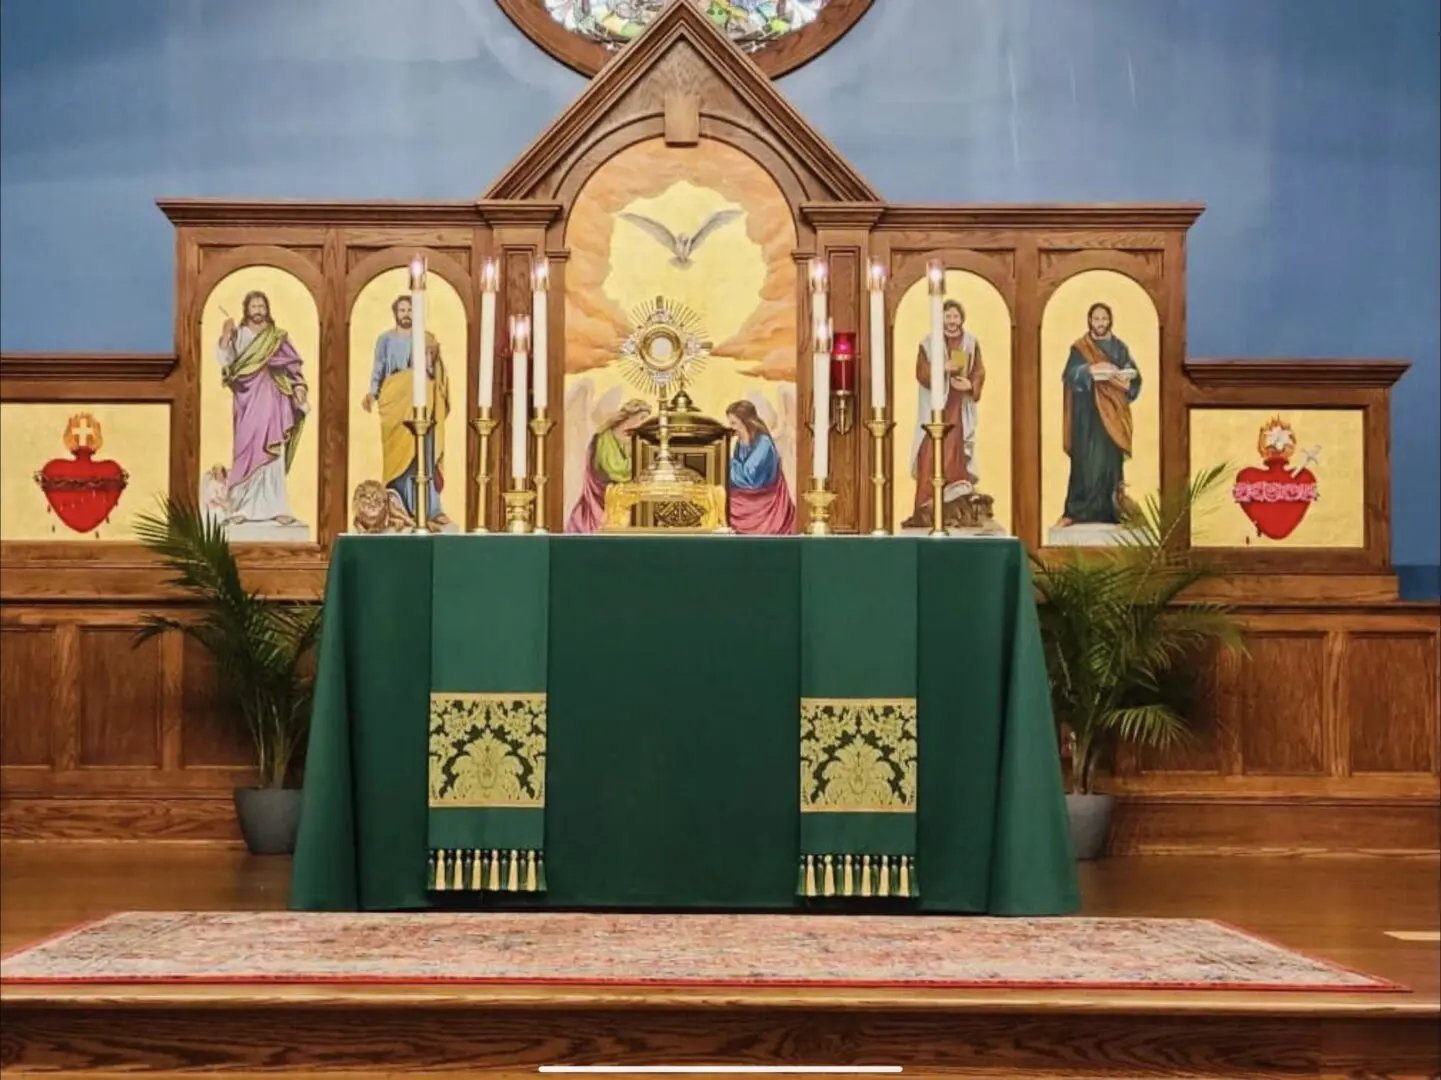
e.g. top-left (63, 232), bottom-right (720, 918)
top-left (889, 249), bottom-right (1020, 315)
top-left (1035, 251), bottom-right (1164, 314)
top-left (188, 245), bottom-right (325, 330)
top-left (555, 115), bottom-right (815, 248)
top-left (344, 248), bottom-right (476, 321)
top-left (495, 0), bottom-right (875, 80)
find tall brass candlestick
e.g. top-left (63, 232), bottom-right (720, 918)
top-left (866, 407), bottom-right (893, 536)
top-left (802, 477), bottom-right (837, 536)
top-left (469, 407), bottom-right (499, 533)
top-left (529, 407), bottom-right (554, 533)
top-left (502, 488), bottom-right (535, 534)
top-left (922, 409), bottom-right (952, 537)
top-left (403, 406), bottom-right (435, 535)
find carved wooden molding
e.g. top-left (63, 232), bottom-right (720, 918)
top-left (1185, 358), bottom-right (1410, 390)
top-left (494, 0), bottom-right (873, 80)
top-left (877, 205), bottom-right (1206, 231)
top-left (158, 199), bottom-right (481, 228)
top-left (799, 202), bottom-right (887, 230)
top-left (0, 353), bottom-right (177, 381)
top-left (485, 0), bottom-right (879, 203)
top-left (476, 200), bottom-right (566, 228)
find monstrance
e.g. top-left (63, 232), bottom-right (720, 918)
top-left (604, 297), bottom-right (731, 531)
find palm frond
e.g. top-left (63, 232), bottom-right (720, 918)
top-left (1032, 469), bottom-right (1243, 793)
top-left (132, 497), bottom-right (320, 788)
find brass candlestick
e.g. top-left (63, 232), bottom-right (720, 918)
top-left (502, 488), bottom-right (536, 534)
top-left (469, 407), bottom-right (499, 534)
top-left (529, 407), bottom-right (555, 533)
top-left (922, 410), bottom-right (952, 537)
top-left (403, 406), bottom-right (435, 535)
top-left (802, 477), bottom-right (837, 536)
top-left (866, 407), bottom-right (893, 536)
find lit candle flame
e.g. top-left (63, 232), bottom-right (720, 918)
top-left (811, 259), bottom-right (828, 293)
top-left (481, 259), bottom-right (498, 292)
top-left (409, 256), bottom-right (427, 289)
top-left (510, 314), bottom-right (531, 352)
top-left (869, 262), bottom-right (886, 291)
top-left (532, 258), bottom-right (549, 292)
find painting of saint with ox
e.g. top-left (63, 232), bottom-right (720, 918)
top-left (1057, 302), bottom-right (1142, 528)
top-left (211, 290), bottom-right (309, 534)
top-left (904, 299), bottom-right (985, 529)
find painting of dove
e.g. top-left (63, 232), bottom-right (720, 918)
top-left (618, 209), bottom-right (744, 268)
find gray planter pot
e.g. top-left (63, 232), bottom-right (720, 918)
top-left (233, 787), bottom-right (302, 855)
top-left (1066, 793), bottom-right (1114, 860)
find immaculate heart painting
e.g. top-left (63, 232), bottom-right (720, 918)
top-left (562, 137), bottom-right (798, 535)
top-left (1190, 409), bottom-right (1365, 548)
top-left (0, 404), bottom-right (169, 541)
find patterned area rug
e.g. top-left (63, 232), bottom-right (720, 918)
top-left (0, 912), bottom-right (1400, 992)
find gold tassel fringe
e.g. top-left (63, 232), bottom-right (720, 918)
top-left (799, 852), bottom-right (915, 900)
top-left (428, 848), bottom-right (546, 893)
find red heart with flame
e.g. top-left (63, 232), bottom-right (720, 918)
top-left (1233, 458), bottom-right (1316, 541)
top-left (37, 447), bottom-right (129, 535)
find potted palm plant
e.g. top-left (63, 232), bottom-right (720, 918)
top-left (134, 497), bottom-right (320, 854)
top-left (1032, 466), bottom-right (1245, 859)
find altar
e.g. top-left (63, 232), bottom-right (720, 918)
top-left (289, 534), bottom-right (1078, 914)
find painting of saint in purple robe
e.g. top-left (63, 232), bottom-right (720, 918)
top-left (211, 290), bottom-right (308, 534)
top-left (565, 398), bottom-right (652, 533)
top-left (725, 399), bottom-right (794, 534)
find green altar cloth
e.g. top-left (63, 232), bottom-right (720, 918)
top-left (290, 535), bottom-right (1079, 915)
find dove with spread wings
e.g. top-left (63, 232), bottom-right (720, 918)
top-left (618, 208), bottom-right (744, 269)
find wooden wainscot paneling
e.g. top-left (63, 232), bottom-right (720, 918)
top-left (0, 606), bottom-right (248, 842)
top-left (1111, 603), bottom-right (1441, 855)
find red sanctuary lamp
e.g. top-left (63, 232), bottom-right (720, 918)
top-left (830, 330), bottom-right (857, 435)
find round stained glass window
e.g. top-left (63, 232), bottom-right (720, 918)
top-left (497, 0), bottom-right (873, 78)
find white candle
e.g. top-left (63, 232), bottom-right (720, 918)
top-left (868, 262), bottom-right (887, 410)
top-left (409, 257), bottom-right (427, 410)
top-left (510, 315), bottom-right (530, 482)
top-left (478, 259), bottom-right (497, 409)
top-left (531, 259), bottom-right (549, 409)
top-left (812, 317), bottom-right (832, 481)
top-left (926, 261), bottom-right (946, 415)
top-left (811, 259), bottom-right (828, 336)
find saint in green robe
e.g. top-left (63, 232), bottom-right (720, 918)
top-left (1061, 333), bottom-right (1142, 524)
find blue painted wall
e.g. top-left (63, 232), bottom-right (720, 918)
top-left (2, 0), bottom-right (1437, 581)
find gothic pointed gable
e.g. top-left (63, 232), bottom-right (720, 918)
top-left (483, 0), bottom-right (879, 206)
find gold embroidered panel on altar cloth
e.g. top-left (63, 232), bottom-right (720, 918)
top-left (800, 697), bottom-right (918, 813)
top-left (428, 693), bottom-right (547, 808)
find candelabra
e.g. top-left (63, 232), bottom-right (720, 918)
top-left (866, 407), bottom-right (893, 536)
top-left (469, 407), bottom-right (499, 533)
top-left (402, 406), bottom-right (435, 535)
top-left (923, 410), bottom-right (953, 537)
top-left (529, 407), bottom-right (555, 533)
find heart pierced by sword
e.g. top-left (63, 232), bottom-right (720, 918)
top-left (1290, 445), bottom-right (1321, 477)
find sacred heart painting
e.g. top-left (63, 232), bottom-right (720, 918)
top-left (0, 404), bottom-right (170, 542)
top-left (1190, 409), bottom-right (1365, 549)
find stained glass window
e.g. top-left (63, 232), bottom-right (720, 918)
top-left (542, 0), bottom-right (832, 53)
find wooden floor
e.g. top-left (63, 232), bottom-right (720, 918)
top-left (2, 843), bottom-right (1438, 1078)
